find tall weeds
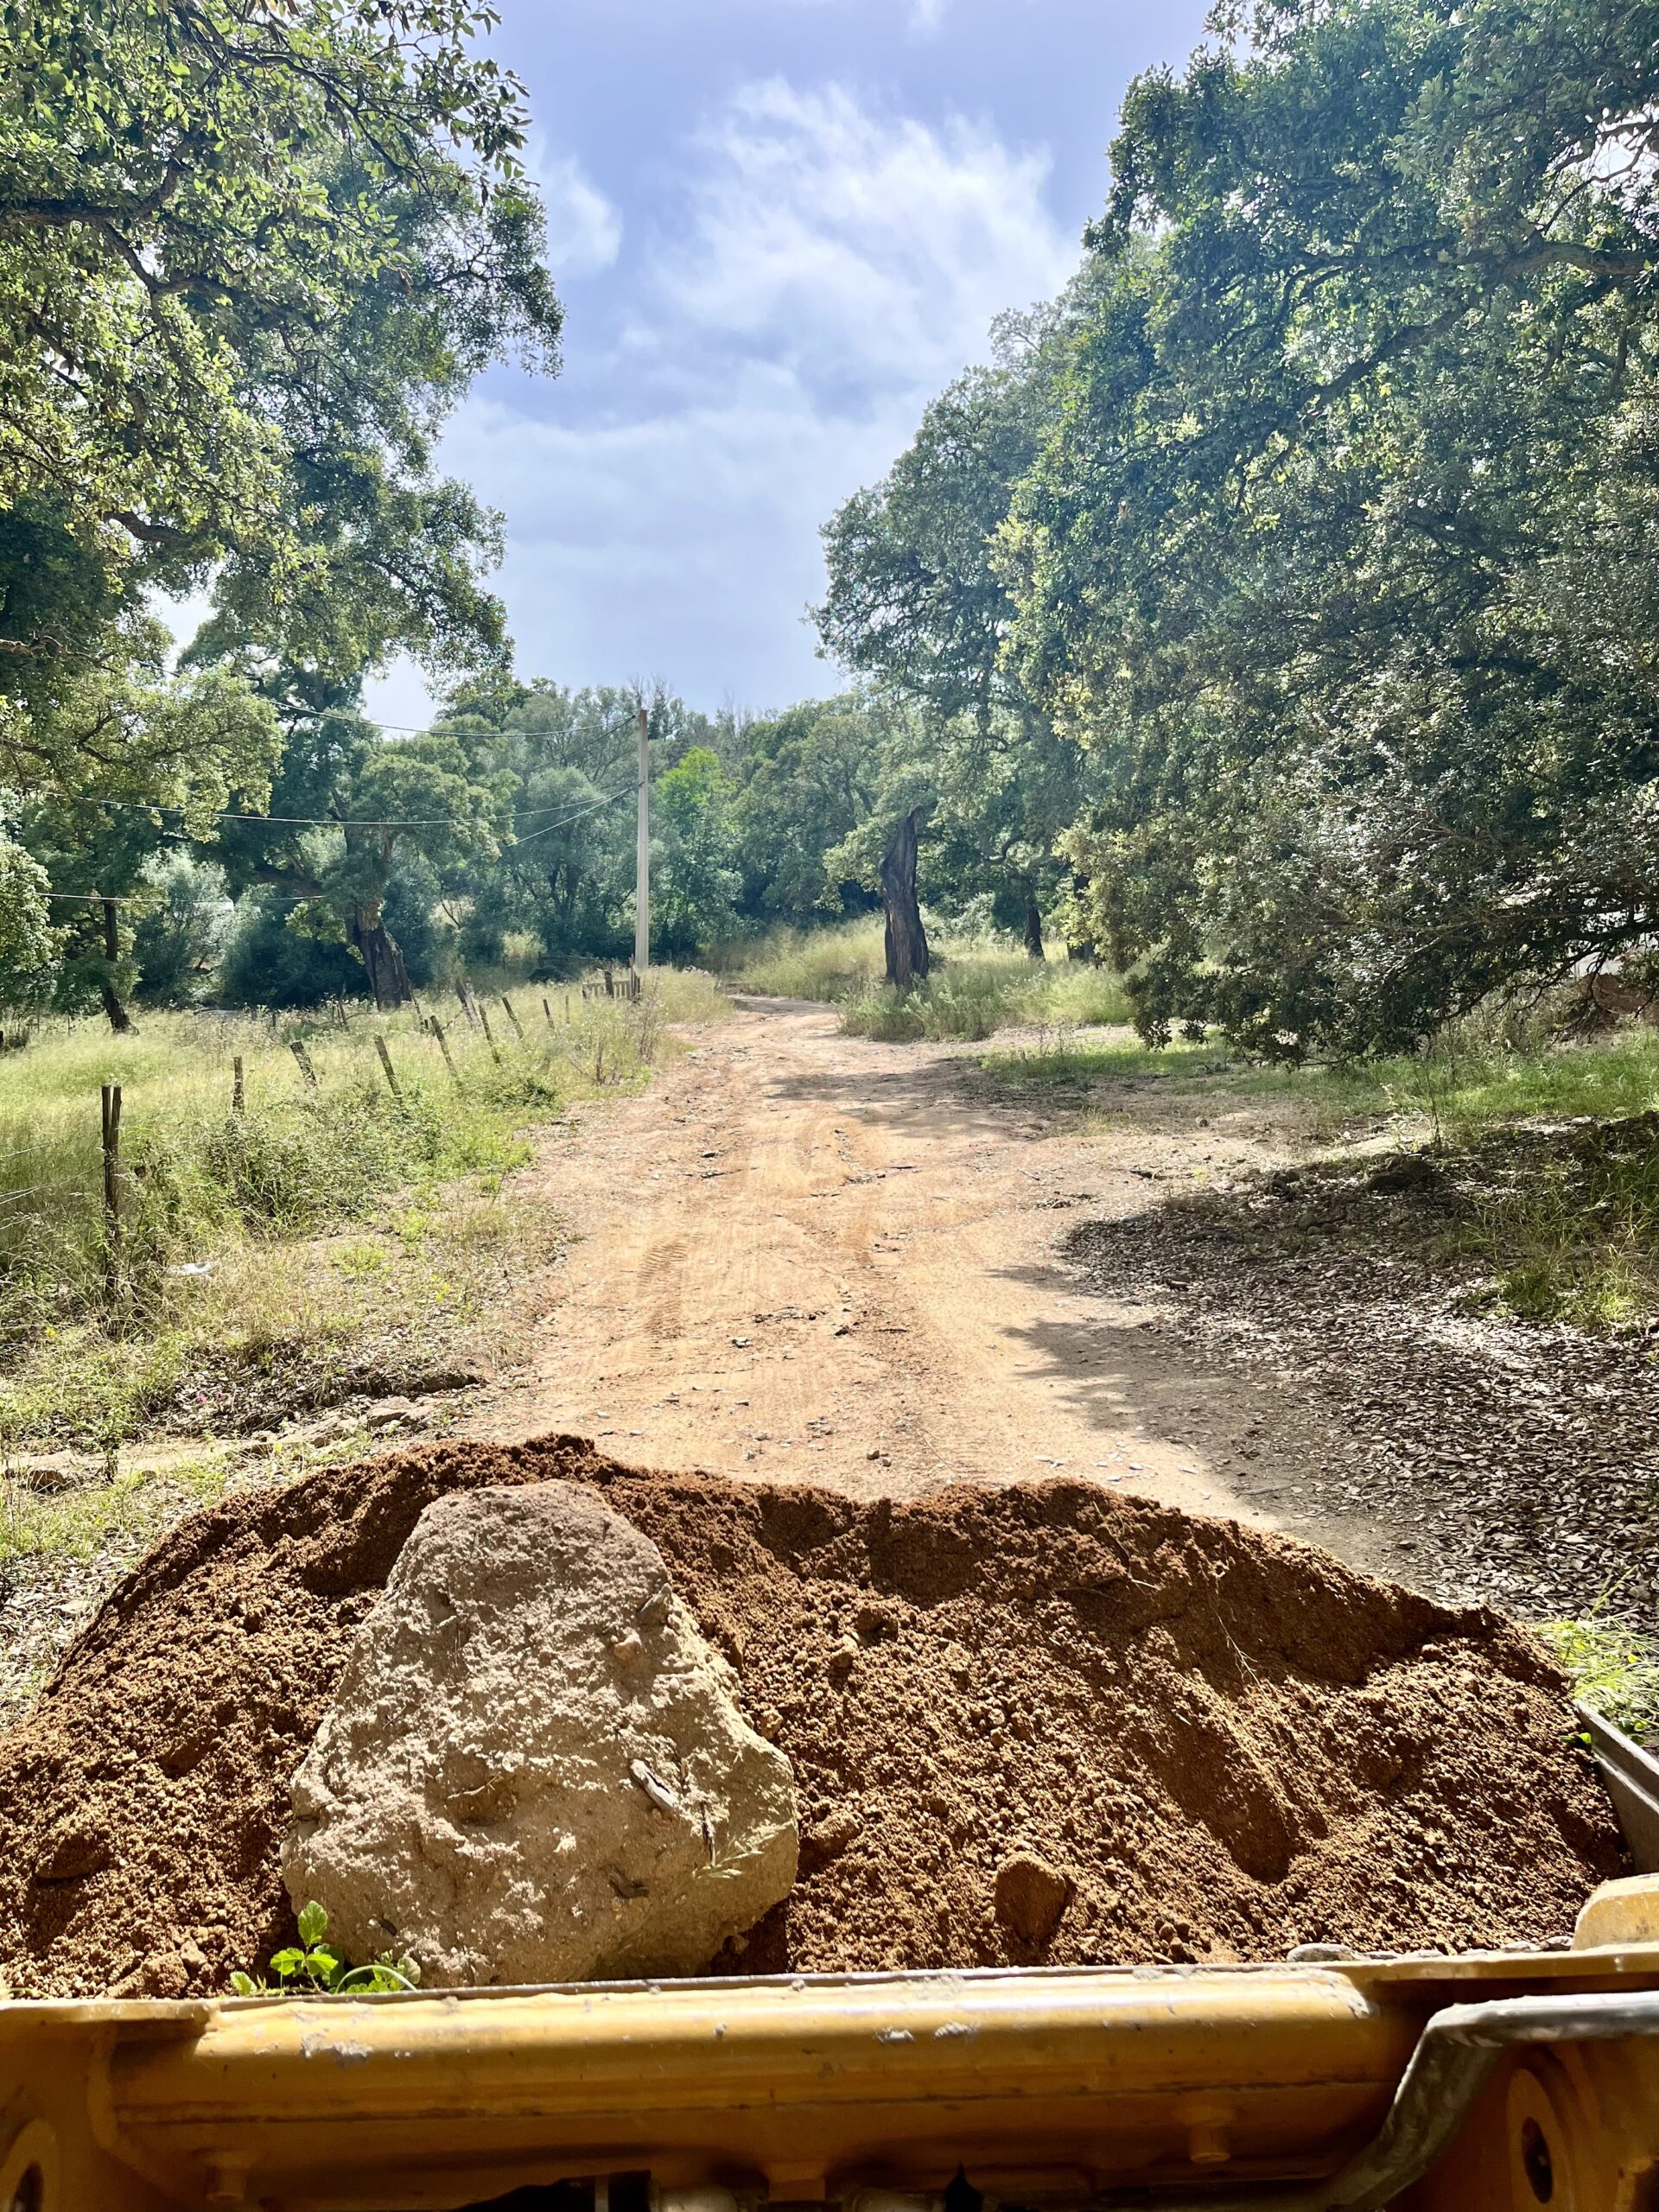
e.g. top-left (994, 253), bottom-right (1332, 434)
top-left (0, 972), bottom-right (726, 1444)
top-left (718, 919), bottom-right (1131, 1041)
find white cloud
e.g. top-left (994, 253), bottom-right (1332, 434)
top-left (525, 141), bottom-right (623, 277)
top-left (429, 371), bottom-right (931, 707)
top-left (372, 81), bottom-right (1077, 713)
top-left (662, 80), bottom-right (1073, 403)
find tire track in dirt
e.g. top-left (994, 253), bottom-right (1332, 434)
top-left (469, 1001), bottom-right (1288, 1522)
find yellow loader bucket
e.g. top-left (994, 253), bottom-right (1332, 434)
top-left (5, 1878), bottom-right (1659, 2212)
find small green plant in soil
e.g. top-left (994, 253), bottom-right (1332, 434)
top-left (231, 1899), bottom-right (420, 1997)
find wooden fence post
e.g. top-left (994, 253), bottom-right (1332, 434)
top-left (289, 1039), bottom-right (319, 1089)
top-left (429, 1018), bottom-right (461, 1086)
top-left (542, 995), bottom-right (554, 1027)
top-left (100, 1084), bottom-right (122, 1311)
top-left (457, 979), bottom-right (480, 1029)
top-left (476, 1001), bottom-right (501, 1062)
top-left (232, 1056), bottom-right (245, 1113)
top-left (374, 1034), bottom-right (404, 1107)
top-left (500, 994), bottom-right (525, 1041)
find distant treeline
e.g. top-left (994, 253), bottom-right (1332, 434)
top-left (10, 675), bottom-right (1097, 1019)
top-left (6, 0), bottom-right (1659, 1054)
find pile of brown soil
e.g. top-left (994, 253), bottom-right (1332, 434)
top-left (0, 1439), bottom-right (1620, 1996)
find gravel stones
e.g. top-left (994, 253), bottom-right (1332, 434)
top-left (1066, 1144), bottom-right (1659, 1625)
top-left (282, 1482), bottom-right (798, 1985)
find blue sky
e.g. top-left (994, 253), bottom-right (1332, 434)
top-left (366, 0), bottom-right (1213, 728)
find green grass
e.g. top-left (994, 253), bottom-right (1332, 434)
top-left (978, 1037), bottom-right (1239, 1089)
top-left (1542, 1615), bottom-right (1659, 1742)
top-left (0, 969), bottom-right (728, 1447)
top-left (0, 1451), bottom-right (245, 1573)
top-left (976, 1006), bottom-right (1659, 1136)
top-left (712, 920), bottom-right (888, 1001)
top-left (0, 1443), bottom-right (341, 1728)
top-left (979, 1017), bottom-right (1659, 1328)
top-left (1321, 1029), bottom-right (1659, 1327)
top-left (717, 918), bottom-right (1133, 1042)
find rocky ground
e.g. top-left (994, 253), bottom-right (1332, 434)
top-left (1069, 1141), bottom-right (1659, 1626)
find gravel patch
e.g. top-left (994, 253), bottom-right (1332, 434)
top-left (1067, 1147), bottom-right (1659, 1626)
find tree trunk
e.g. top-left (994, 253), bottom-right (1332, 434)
top-left (348, 903), bottom-right (412, 1010)
top-left (878, 809), bottom-right (929, 987)
top-left (1023, 893), bottom-right (1046, 962)
top-left (100, 896), bottom-right (133, 1033)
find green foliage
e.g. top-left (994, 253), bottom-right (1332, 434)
top-left (218, 895), bottom-right (364, 1011)
top-left (425, 681), bottom-right (723, 975)
top-left (0, 0), bottom-right (558, 683)
top-left (1544, 1618), bottom-right (1659, 1744)
top-left (0, 823), bottom-right (54, 1000)
top-left (1, 0), bottom-right (562, 1017)
top-left (207, 708), bottom-right (512, 1008)
top-left (728, 696), bottom-right (893, 925)
top-left (723, 918), bottom-right (1132, 1041)
top-left (232, 1901), bottom-right (419, 1998)
top-left (652, 747), bottom-right (741, 957)
top-left (815, 306), bottom-right (1107, 961)
top-left (130, 852), bottom-right (232, 1007)
top-left (1000, 0), bottom-right (1659, 1054)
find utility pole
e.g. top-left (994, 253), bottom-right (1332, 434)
top-left (634, 702), bottom-right (651, 974)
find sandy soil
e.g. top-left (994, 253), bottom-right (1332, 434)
top-left (3, 1439), bottom-right (1614, 1996)
top-left (472, 999), bottom-right (1295, 1529)
top-left (471, 1000), bottom-right (1659, 1620)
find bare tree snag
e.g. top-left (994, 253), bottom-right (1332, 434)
top-left (99, 895), bottom-right (134, 1033)
top-left (347, 899), bottom-right (412, 1010)
top-left (878, 809), bottom-right (930, 988)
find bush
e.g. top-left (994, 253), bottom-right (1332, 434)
top-left (219, 894), bottom-right (360, 1009)
top-left (131, 853), bottom-right (232, 1007)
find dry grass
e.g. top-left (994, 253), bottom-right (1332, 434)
top-left (0, 970), bottom-right (728, 1448)
top-left (717, 919), bottom-right (1132, 1039)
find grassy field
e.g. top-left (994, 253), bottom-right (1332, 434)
top-left (716, 918), bottom-right (1134, 1040)
top-left (0, 970), bottom-right (728, 1451)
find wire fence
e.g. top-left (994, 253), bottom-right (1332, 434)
top-left (0, 970), bottom-right (658, 1324)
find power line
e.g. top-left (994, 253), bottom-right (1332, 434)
top-left (503, 786), bottom-right (632, 853)
top-left (49, 791), bottom-right (616, 831)
top-left (38, 786), bottom-right (633, 903)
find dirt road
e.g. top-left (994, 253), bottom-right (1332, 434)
top-left (471, 997), bottom-right (1659, 1627)
top-left (474, 998), bottom-right (1290, 1526)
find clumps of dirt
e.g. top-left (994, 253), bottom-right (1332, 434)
top-left (0, 1438), bottom-right (1621, 1996)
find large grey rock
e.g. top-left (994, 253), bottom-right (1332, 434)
top-left (283, 1483), bottom-right (798, 1986)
